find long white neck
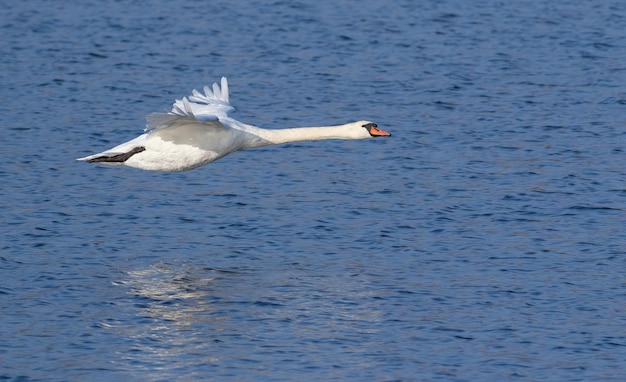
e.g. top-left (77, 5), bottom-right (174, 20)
top-left (252, 124), bottom-right (359, 146)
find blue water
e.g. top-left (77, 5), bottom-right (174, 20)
top-left (2, 0), bottom-right (625, 380)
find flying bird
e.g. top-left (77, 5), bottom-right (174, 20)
top-left (77, 77), bottom-right (390, 172)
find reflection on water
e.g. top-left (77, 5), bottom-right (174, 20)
top-left (110, 262), bottom-right (240, 378)
top-left (106, 258), bottom-right (389, 380)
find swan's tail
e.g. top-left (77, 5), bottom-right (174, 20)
top-left (77, 135), bottom-right (148, 164)
top-left (77, 146), bottom-right (146, 163)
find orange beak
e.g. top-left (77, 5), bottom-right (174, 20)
top-left (370, 126), bottom-right (391, 137)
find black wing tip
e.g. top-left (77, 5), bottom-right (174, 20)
top-left (86, 146), bottom-right (146, 163)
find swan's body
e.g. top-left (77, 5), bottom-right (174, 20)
top-left (78, 77), bottom-right (390, 172)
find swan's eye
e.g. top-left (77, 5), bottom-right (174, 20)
top-left (362, 123), bottom-right (377, 129)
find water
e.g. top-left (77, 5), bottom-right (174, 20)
top-left (1, 0), bottom-right (625, 380)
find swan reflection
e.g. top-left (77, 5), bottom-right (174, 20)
top-left (107, 259), bottom-right (385, 379)
top-left (109, 262), bottom-right (241, 377)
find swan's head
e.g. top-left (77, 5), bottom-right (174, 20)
top-left (348, 121), bottom-right (391, 139)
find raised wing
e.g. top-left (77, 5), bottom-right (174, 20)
top-left (145, 100), bottom-right (227, 134)
top-left (171, 76), bottom-right (235, 121)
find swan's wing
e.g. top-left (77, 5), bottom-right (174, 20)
top-left (145, 111), bottom-right (228, 147)
top-left (146, 94), bottom-right (229, 131)
top-left (144, 77), bottom-right (234, 133)
top-left (170, 76), bottom-right (235, 122)
top-left (146, 107), bottom-right (227, 132)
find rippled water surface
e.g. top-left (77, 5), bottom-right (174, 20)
top-left (2, 0), bottom-right (625, 381)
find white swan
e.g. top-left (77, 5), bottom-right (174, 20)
top-left (77, 77), bottom-right (390, 172)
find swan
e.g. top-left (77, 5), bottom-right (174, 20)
top-left (77, 77), bottom-right (391, 172)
